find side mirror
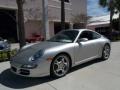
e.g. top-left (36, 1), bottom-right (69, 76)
top-left (77, 38), bottom-right (88, 43)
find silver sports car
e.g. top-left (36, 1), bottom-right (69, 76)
top-left (10, 29), bottom-right (111, 78)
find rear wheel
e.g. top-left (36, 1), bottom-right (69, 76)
top-left (101, 44), bottom-right (111, 60)
top-left (50, 54), bottom-right (70, 78)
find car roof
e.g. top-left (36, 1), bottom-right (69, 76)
top-left (64, 29), bottom-right (94, 32)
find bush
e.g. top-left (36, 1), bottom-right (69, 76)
top-left (0, 49), bottom-right (18, 62)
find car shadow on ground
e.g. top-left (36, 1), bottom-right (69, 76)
top-left (0, 59), bottom-right (104, 89)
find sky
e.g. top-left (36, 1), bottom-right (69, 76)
top-left (87, 0), bottom-right (109, 17)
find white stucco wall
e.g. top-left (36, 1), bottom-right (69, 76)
top-left (0, 0), bottom-right (87, 22)
top-left (0, 0), bottom-right (87, 39)
top-left (25, 20), bottom-right (42, 38)
top-left (49, 21), bottom-right (55, 37)
top-left (0, 0), bottom-right (17, 9)
top-left (23, 0), bottom-right (87, 22)
top-left (71, 0), bottom-right (87, 15)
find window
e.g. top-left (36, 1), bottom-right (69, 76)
top-left (79, 31), bottom-right (101, 40)
top-left (48, 30), bottom-right (79, 43)
top-left (92, 32), bottom-right (101, 39)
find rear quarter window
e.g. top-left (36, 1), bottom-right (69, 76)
top-left (92, 32), bottom-right (101, 39)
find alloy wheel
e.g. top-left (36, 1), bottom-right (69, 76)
top-left (102, 45), bottom-right (110, 60)
top-left (51, 55), bottom-right (70, 78)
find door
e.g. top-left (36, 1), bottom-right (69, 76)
top-left (74, 31), bottom-right (101, 64)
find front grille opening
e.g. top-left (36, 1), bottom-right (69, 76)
top-left (20, 69), bottom-right (30, 75)
top-left (11, 66), bottom-right (17, 72)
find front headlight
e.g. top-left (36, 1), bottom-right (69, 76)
top-left (21, 64), bottom-right (37, 69)
top-left (29, 50), bottom-right (43, 61)
top-left (29, 56), bottom-right (35, 61)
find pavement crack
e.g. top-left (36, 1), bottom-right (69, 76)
top-left (47, 83), bottom-right (58, 90)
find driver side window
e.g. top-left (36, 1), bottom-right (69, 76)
top-left (79, 31), bottom-right (93, 40)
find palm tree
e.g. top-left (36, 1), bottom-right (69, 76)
top-left (114, 0), bottom-right (120, 31)
top-left (61, 0), bottom-right (65, 30)
top-left (16, 0), bottom-right (26, 48)
top-left (99, 0), bottom-right (115, 38)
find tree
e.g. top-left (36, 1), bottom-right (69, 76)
top-left (61, 0), bottom-right (65, 30)
top-left (99, 0), bottom-right (115, 37)
top-left (114, 0), bottom-right (120, 31)
top-left (16, 0), bottom-right (26, 48)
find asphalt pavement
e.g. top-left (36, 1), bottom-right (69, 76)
top-left (0, 42), bottom-right (120, 90)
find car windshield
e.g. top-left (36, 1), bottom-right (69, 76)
top-left (48, 30), bottom-right (79, 43)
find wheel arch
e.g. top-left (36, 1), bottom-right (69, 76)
top-left (104, 43), bottom-right (111, 50)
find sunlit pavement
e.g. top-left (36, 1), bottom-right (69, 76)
top-left (10, 43), bottom-right (19, 50)
top-left (0, 42), bottom-right (120, 90)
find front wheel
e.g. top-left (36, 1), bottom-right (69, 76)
top-left (50, 54), bottom-right (70, 78)
top-left (101, 44), bottom-right (111, 60)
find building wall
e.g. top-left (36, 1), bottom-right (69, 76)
top-left (0, 0), bottom-right (17, 9)
top-left (0, 0), bottom-right (87, 40)
top-left (48, 0), bottom-right (72, 22)
top-left (23, 0), bottom-right (42, 21)
top-left (48, 0), bottom-right (87, 22)
top-left (25, 20), bottom-right (42, 38)
top-left (23, 0), bottom-right (87, 39)
top-left (71, 0), bottom-right (87, 16)
top-left (49, 21), bottom-right (55, 37)
top-left (23, 0), bottom-right (87, 22)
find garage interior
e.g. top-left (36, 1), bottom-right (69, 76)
top-left (95, 27), bottom-right (110, 38)
top-left (0, 9), bottom-right (18, 43)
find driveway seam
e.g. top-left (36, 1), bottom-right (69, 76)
top-left (47, 83), bottom-right (58, 90)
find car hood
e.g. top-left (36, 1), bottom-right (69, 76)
top-left (11, 41), bottom-right (68, 64)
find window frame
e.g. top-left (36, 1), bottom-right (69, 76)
top-left (78, 30), bottom-right (101, 41)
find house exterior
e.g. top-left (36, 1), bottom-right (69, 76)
top-left (0, 0), bottom-right (87, 42)
top-left (87, 15), bottom-right (119, 37)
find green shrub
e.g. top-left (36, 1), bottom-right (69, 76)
top-left (0, 49), bottom-right (18, 62)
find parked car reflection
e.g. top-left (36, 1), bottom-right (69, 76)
top-left (0, 37), bottom-right (10, 51)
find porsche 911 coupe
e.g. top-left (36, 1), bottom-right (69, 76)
top-left (10, 29), bottom-right (111, 78)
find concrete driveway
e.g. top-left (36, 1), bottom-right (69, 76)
top-left (0, 42), bottom-right (120, 90)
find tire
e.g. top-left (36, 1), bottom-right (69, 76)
top-left (101, 44), bottom-right (111, 60)
top-left (50, 54), bottom-right (70, 78)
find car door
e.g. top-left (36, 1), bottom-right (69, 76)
top-left (74, 31), bottom-right (101, 64)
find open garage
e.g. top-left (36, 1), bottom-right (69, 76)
top-left (0, 9), bottom-right (18, 43)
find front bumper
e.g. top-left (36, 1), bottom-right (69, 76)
top-left (10, 59), bottom-right (51, 77)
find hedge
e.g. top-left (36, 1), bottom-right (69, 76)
top-left (0, 49), bottom-right (18, 62)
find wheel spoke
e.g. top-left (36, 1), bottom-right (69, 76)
top-left (54, 60), bottom-right (61, 65)
top-left (61, 69), bottom-right (65, 74)
top-left (61, 57), bottom-right (68, 66)
top-left (56, 68), bottom-right (61, 73)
